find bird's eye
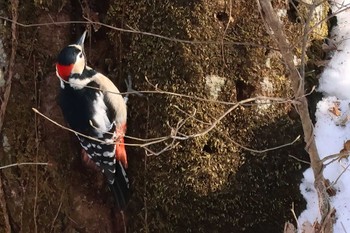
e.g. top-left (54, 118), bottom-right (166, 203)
top-left (79, 53), bottom-right (83, 58)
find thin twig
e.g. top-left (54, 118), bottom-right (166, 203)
top-left (58, 74), bottom-right (295, 107)
top-left (33, 93), bottom-right (303, 156)
top-left (223, 133), bottom-right (300, 153)
top-left (291, 202), bottom-right (301, 230)
top-left (145, 76), bottom-right (299, 105)
top-left (171, 97), bottom-right (281, 140)
top-left (220, 0), bottom-right (233, 66)
top-left (341, 221), bottom-right (348, 233)
top-left (143, 95), bottom-right (150, 233)
top-left (321, 151), bottom-right (349, 164)
top-left (33, 54), bottom-right (39, 233)
top-left (50, 191), bottom-right (64, 233)
top-left (288, 2), bottom-right (350, 53)
top-left (288, 154), bottom-right (311, 165)
top-left (0, 162), bottom-right (49, 170)
top-left (331, 163), bottom-right (350, 187)
top-left (0, 16), bottom-right (277, 50)
top-left (173, 105), bottom-right (211, 125)
top-left (32, 108), bottom-right (109, 144)
top-left (299, 1), bottom-right (316, 95)
top-left (33, 107), bottom-right (170, 147)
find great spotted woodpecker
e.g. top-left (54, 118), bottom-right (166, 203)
top-left (55, 31), bottom-right (129, 209)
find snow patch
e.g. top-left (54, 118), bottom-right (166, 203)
top-left (298, 97), bottom-right (350, 232)
top-left (318, 1), bottom-right (350, 99)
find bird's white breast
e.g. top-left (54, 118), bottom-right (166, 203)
top-left (92, 72), bottom-right (127, 126)
top-left (92, 91), bottom-right (113, 137)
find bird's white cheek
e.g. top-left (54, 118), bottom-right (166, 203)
top-left (71, 57), bottom-right (85, 75)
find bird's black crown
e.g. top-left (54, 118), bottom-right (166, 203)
top-left (57, 46), bottom-right (81, 66)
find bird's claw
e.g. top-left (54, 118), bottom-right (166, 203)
top-left (124, 75), bottom-right (143, 104)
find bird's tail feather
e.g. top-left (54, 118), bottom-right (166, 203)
top-left (108, 161), bottom-right (130, 210)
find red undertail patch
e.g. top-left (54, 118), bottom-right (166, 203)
top-left (115, 124), bottom-right (128, 168)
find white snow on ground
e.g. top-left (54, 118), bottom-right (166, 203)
top-left (298, 1), bottom-right (350, 232)
top-left (318, 1), bottom-right (350, 99)
top-left (298, 97), bottom-right (350, 232)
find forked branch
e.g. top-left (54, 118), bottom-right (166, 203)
top-left (257, 0), bottom-right (333, 232)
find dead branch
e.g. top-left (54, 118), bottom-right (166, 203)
top-left (0, 16), bottom-right (275, 50)
top-left (284, 222), bottom-right (297, 233)
top-left (0, 162), bottom-right (49, 170)
top-left (331, 163), bottom-right (350, 187)
top-left (322, 151), bottom-right (350, 166)
top-left (33, 60), bottom-right (40, 233)
top-left (288, 154), bottom-right (311, 165)
top-left (33, 93), bottom-right (300, 157)
top-left (50, 191), bottom-right (64, 233)
top-left (291, 202), bottom-right (300, 230)
top-left (58, 75), bottom-right (296, 106)
top-left (257, 0), bottom-right (333, 232)
top-left (225, 134), bottom-right (301, 154)
top-left (220, 0), bottom-right (233, 67)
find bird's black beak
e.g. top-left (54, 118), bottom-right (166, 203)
top-left (76, 30), bottom-right (87, 47)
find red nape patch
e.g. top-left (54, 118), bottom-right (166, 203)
top-left (56, 63), bottom-right (73, 81)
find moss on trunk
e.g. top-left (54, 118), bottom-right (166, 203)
top-left (0, 0), bottom-right (327, 232)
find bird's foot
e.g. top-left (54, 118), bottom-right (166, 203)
top-left (124, 75), bottom-right (143, 104)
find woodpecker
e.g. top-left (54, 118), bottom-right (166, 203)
top-left (55, 31), bottom-right (129, 209)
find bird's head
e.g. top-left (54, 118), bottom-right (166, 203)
top-left (56, 31), bottom-right (87, 81)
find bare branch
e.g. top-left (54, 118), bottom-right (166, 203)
top-left (32, 108), bottom-right (111, 144)
top-left (331, 163), bottom-right (350, 187)
top-left (291, 202), bottom-right (301, 230)
top-left (0, 16), bottom-right (276, 49)
top-left (257, 0), bottom-right (333, 231)
top-left (58, 75), bottom-right (296, 106)
top-left (50, 192), bottom-right (64, 233)
top-left (0, 162), bottom-right (49, 170)
top-left (33, 92), bottom-right (300, 157)
top-left (288, 154), bottom-right (311, 165)
top-left (321, 151), bottom-right (349, 165)
top-left (220, 130), bottom-right (301, 154)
